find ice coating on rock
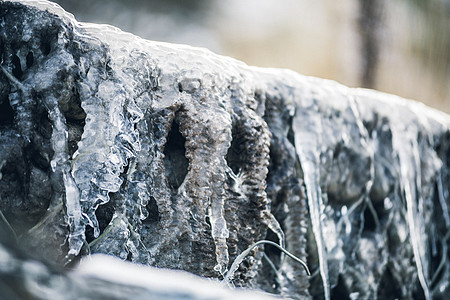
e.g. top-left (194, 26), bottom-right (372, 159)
top-left (1, 1), bottom-right (449, 299)
top-left (287, 78), bottom-right (375, 299)
top-left (353, 90), bottom-right (449, 299)
top-left (352, 89), bottom-right (449, 299)
top-left (69, 48), bottom-right (145, 258)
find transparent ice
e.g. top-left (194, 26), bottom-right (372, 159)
top-left (2, 1), bottom-right (449, 299)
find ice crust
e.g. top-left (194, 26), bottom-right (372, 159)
top-left (1, 1), bottom-right (449, 299)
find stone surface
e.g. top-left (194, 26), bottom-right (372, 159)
top-left (0, 1), bottom-right (449, 299)
top-left (0, 233), bottom-right (276, 300)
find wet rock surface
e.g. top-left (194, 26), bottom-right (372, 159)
top-left (0, 1), bottom-right (449, 299)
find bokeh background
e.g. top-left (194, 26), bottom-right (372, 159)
top-left (53, 0), bottom-right (450, 113)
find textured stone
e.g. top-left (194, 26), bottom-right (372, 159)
top-left (0, 237), bottom-right (276, 300)
top-left (0, 1), bottom-right (449, 299)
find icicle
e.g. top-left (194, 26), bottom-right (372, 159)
top-left (293, 110), bottom-right (330, 300)
top-left (64, 172), bottom-right (84, 258)
top-left (42, 94), bottom-right (85, 261)
top-left (348, 95), bottom-right (375, 191)
top-left (388, 106), bottom-right (430, 299)
top-left (437, 171), bottom-right (450, 228)
top-left (209, 198), bottom-right (230, 275)
top-left (394, 133), bottom-right (430, 299)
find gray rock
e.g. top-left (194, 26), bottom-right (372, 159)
top-left (0, 239), bottom-right (277, 300)
top-left (0, 1), bottom-right (449, 299)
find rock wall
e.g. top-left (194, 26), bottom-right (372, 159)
top-left (0, 1), bottom-right (449, 299)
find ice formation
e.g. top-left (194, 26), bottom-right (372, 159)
top-left (0, 1), bottom-right (449, 299)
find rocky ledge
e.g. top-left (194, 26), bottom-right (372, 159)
top-left (0, 1), bottom-right (449, 299)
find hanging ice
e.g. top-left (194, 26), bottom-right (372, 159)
top-left (0, 1), bottom-right (449, 299)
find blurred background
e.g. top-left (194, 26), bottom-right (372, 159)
top-left (53, 0), bottom-right (450, 113)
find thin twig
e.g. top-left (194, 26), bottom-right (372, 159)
top-left (430, 232), bottom-right (449, 287)
top-left (0, 208), bottom-right (18, 242)
top-left (224, 240), bottom-right (310, 284)
top-left (24, 202), bottom-right (63, 236)
top-left (0, 64), bottom-right (25, 91)
top-left (263, 252), bottom-right (279, 276)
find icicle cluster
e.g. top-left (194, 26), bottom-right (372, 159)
top-left (1, 1), bottom-right (449, 299)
